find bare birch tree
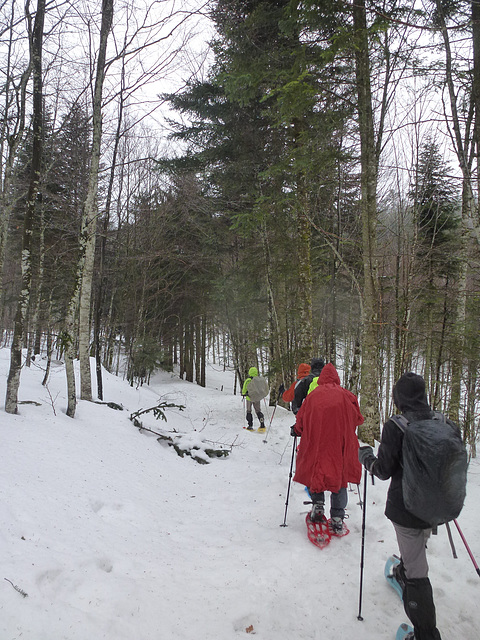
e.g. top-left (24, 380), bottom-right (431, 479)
top-left (5, 0), bottom-right (45, 414)
top-left (64, 0), bottom-right (113, 416)
top-left (0, 0), bottom-right (32, 320)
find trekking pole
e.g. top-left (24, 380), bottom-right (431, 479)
top-left (263, 388), bottom-right (283, 444)
top-left (453, 519), bottom-right (480, 577)
top-left (356, 483), bottom-right (363, 508)
top-left (357, 467), bottom-right (369, 621)
top-left (445, 522), bottom-right (457, 559)
top-left (262, 396), bottom-right (271, 423)
top-left (280, 434), bottom-right (297, 527)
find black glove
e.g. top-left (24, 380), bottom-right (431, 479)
top-left (278, 383), bottom-right (285, 396)
top-left (358, 445), bottom-right (375, 471)
top-left (290, 425), bottom-right (299, 437)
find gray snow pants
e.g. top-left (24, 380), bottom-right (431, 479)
top-left (310, 487), bottom-right (348, 519)
top-left (393, 522), bottom-right (442, 640)
top-left (245, 400), bottom-right (264, 427)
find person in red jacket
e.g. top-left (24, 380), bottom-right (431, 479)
top-left (281, 363), bottom-right (311, 414)
top-left (292, 363), bottom-right (364, 533)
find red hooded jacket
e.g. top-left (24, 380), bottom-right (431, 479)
top-left (293, 363), bottom-right (364, 493)
top-left (282, 363), bottom-right (311, 403)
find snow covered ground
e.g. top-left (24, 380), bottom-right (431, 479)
top-left (1, 349), bottom-right (479, 640)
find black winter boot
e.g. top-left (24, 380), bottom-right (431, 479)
top-left (246, 412), bottom-right (253, 430)
top-left (394, 559), bottom-right (407, 594)
top-left (256, 411), bottom-right (266, 431)
top-left (309, 492), bottom-right (325, 523)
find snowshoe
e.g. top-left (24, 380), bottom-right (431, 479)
top-left (328, 517), bottom-right (349, 537)
top-left (306, 512), bottom-right (332, 549)
top-left (396, 622), bottom-right (414, 639)
top-left (385, 555), bottom-right (404, 601)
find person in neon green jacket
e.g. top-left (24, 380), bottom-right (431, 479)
top-left (242, 366), bottom-right (266, 430)
top-left (308, 376), bottom-right (319, 394)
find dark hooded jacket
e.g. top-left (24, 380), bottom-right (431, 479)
top-left (293, 363), bottom-right (364, 493)
top-left (293, 358), bottom-right (325, 414)
top-left (368, 372), bottom-right (437, 528)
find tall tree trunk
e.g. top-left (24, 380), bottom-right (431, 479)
top-left (26, 202), bottom-right (45, 367)
top-left (195, 316), bottom-right (201, 385)
top-left (94, 50), bottom-right (126, 400)
top-left (262, 216), bottom-right (286, 395)
top-left (435, 1), bottom-right (474, 423)
top-left (464, 359), bottom-right (477, 457)
top-left (0, 1), bottom-right (32, 315)
top-left (295, 184), bottom-right (313, 363)
top-left (448, 183), bottom-right (469, 422)
top-left (200, 315), bottom-right (206, 387)
top-left (352, 0), bottom-right (381, 443)
top-left (5, 0), bottom-right (45, 414)
top-left (472, 0), bottom-right (480, 202)
top-left (64, 0), bottom-right (113, 415)
top-left (78, 0), bottom-right (114, 401)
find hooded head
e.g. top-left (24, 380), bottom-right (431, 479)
top-left (318, 362), bottom-right (340, 386)
top-left (310, 358), bottom-right (325, 375)
top-left (248, 366), bottom-right (258, 378)
top-left (297, 363), bottom-right (311, 379)
top-left (392, 372), bottom-right (430, 413)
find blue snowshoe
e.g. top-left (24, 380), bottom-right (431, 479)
top-left (385, 555), bottom-right (404, 601)
top-left (396, 622), bottom-right (414, 639)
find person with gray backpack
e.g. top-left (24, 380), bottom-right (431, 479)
top-left (242, 366), bottom-right (269, 432)
top-left (358, 372), bottom-right (468, 640)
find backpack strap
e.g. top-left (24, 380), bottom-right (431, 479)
top-left (389, 414), bottom-right (409, 432)
top-left (390, 412), bottom-right (446, 432)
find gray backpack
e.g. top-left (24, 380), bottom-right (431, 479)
top-left (390, 412), bottom-right (468, 527)
top-left (247, 376), bottom-right (269, 402)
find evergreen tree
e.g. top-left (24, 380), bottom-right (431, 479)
top-left (409, 139), bottom-right (461, 404)
top-left (163, 0), bottom-right (358, 385)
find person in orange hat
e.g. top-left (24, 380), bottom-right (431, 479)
top-left (281, 363), bottom-right (311, 414)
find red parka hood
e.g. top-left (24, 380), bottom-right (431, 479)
top-left (318, 363), bottom-right (340, 386)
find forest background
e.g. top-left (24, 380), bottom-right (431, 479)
top-left (2, 0), bottom-right (480, 450)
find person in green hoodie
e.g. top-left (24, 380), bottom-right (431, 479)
top-left (241, 366), bottom-right (266, 431)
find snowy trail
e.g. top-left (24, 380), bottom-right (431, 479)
top-left (1, 353), bottom-right (479, 639)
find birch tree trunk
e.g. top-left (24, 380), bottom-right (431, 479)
top-left (472, 0), bottom-right (480, 200)
top-left (352, 0), bottom-right (381, 443)
top-left (5, 0), bottom-right (45, 414)
top-left (77, 0), bottom-right (114, 401)
top-left (0, 1), bottom-right (32, 318)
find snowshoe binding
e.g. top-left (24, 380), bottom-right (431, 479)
top-left (328, 516), bottom-right (349, 537)
top-left (306, 512), bottom-right (331, 549)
